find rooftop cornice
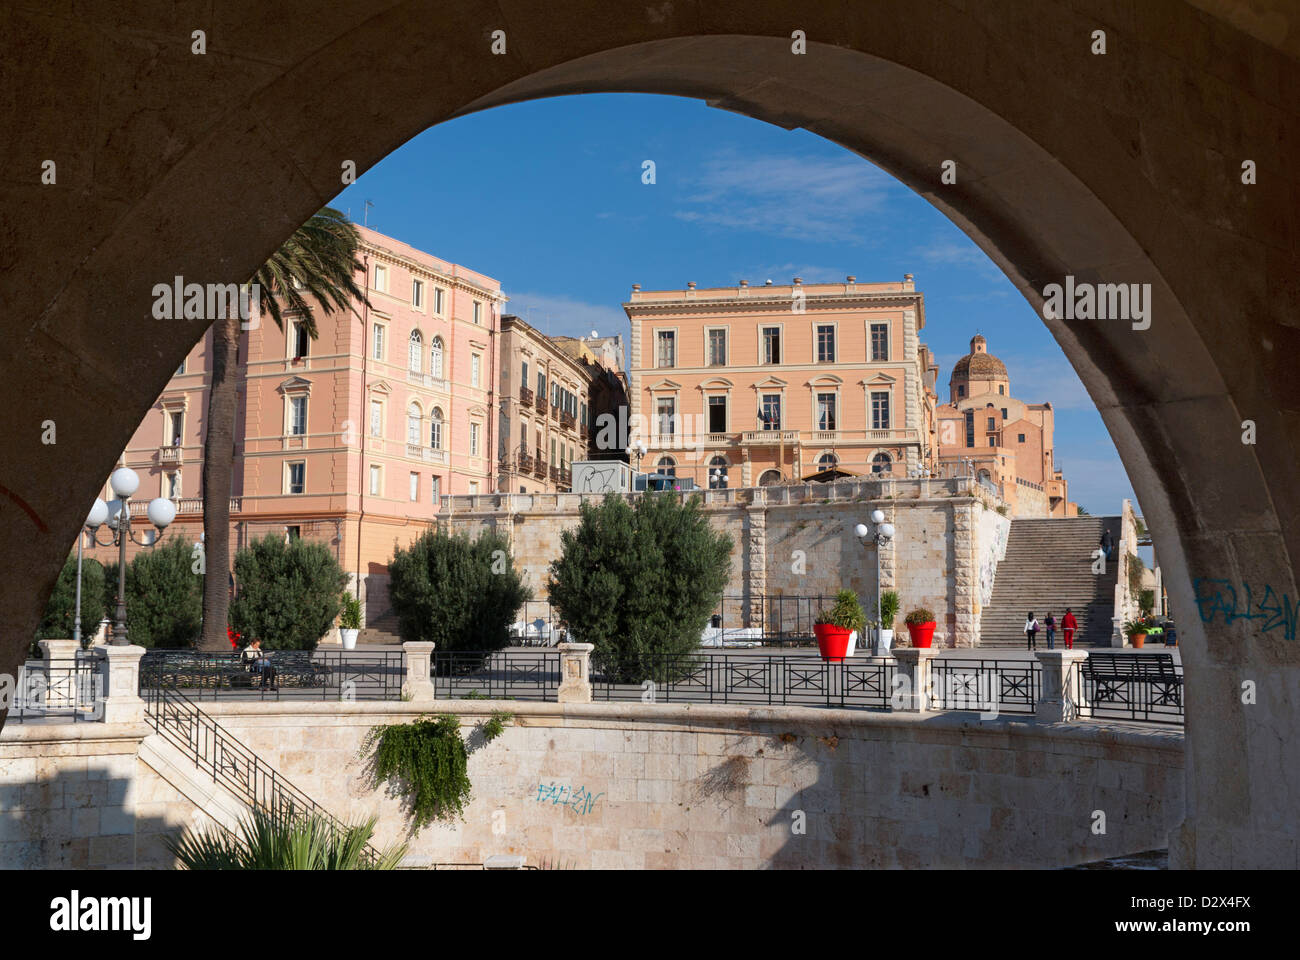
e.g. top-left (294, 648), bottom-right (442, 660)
top-left (623, 291), bottom-right (924, 314)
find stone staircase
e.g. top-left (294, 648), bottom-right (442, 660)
top-left (978, 516), bottom-right (1121, 649)
top-left (359, 610), bottom-right (403, 645)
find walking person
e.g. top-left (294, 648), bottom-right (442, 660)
top-left (1044, 612), bottom-right (1056, 649)
top-left (1100, 526), bottom-right (1115, 561)
top-left (1024, 611), bottom-right (1040, 651)
top-left (1062, 607), bottom-right (1078, 650)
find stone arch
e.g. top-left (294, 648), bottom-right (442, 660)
top-left (2, 3), bottom-right (1297, 868)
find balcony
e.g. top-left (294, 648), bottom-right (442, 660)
top-left (519, 386), bottom-right (534, 406)
top-left (550, 465), bottom-right (560, 483)
top-left (517, 451), bottom-right (533, 473)
top-left (560, 411), bottom-right (576, 431)
top-left (159, 445), bottom-right (183, 465)
top-left (534, 457), bottom-right (548, 479)
top-left (579, 424), bottom-right (589, 441)
top-left (407, 370), bottom-right (450, 393)
top-left (559, 467), bottom-right (571, 491)
top-left (130, 497), bottom-right (240, 516)
top-left (532, 392), bottom-right (546, 412)
top-left (741, 430), bottom-right (800, 445)
top-left (406, 443), bottom-right (449, 465)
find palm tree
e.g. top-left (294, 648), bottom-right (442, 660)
top-left (164, 809), bottom-right (406, 870)
top-left (199, 208), bottom-right (367, 650)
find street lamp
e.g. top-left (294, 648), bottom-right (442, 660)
top-left (709, 467), bottom-right (728, 490)
top-left (627, 440), bottom-right (647, 490)
top-left (86, 467), bottom-right (176, 645)
top-left (855, 510), bottom-right (896, 655)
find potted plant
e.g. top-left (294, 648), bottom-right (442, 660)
top-left (904, 608), bottom-right (937, 648)
top-left (1124, 616), bottom-right (1153, 649)
top-left (876, 590), bottom-right (900, 655)
top-left (814, 590), bottom-right (866, 662)
top-left (339, 591), bottom-right (362, 650)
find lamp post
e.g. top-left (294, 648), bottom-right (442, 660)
top-left (627, 440), bottom-right (647, 491)
top-left (855, 509), bottom-right (895, 654)
top-left (709, 467), bottom-right (728, 490)
top-left (73, 499), bottom-right (111, 646)
top-left (86, 467), bottom-right (177, 646)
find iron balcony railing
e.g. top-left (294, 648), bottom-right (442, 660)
top-left (6, 656), bottom-right (102, 723)
top-left (139, 650), bottom-right (405, 702)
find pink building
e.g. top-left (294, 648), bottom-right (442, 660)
top-left (88, 226), bottom-right (507, 622)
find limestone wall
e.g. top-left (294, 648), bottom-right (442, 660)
top-left (204, 700), bottom-right (1185, 869)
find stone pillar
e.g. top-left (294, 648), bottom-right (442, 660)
top-left (1034, 650), bottom-right (1090, 722)
top-left (36, 638), bottom-right (82, 710)
top-left (745, 504), bottom-right (766, 628)
top-left (402, 641), bottom-right (436, 703)
top-left (951, 501), bottom-right (977, 648)
top-left (556, 642), bottom-right (593, 703)
top-left (890, 647), bottom-right (938, 713)
top-left (93, 644), bottom-right (146, 724)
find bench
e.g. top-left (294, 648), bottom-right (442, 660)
top-left (1083, 652), bottom-right (1182, 707)
top-left (142, 650), bottom-right (328, 690)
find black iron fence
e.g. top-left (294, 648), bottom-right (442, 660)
top-left (5, 656), bottom-right (102, 723)
top-left (928, 658), bottom-right (1040, 716)
top-left (1071, 658), bottom-right (1184, 725)
top-left (431, 650), bottom-right (561, 700)
top-left (139, 650), bottom-right (404, 702)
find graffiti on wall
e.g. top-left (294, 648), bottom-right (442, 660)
top-left (1194, 577), bottom-right (1300, 643)
top-left (532, 782), bottom-right (605, 815)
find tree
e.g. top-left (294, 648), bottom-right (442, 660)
top-left (34, 554), bottom-right (107, 643)
top-left (199, 208), bottom-right (368, 650)
top-left (388, 528), bottom-right (530, 655)
top-left (165, 808), bottom-right (405, 870)
top-left (103, 538), bottom-right (204, 648)
top-left (547, 493), bottom-right (732, 681)
top-left (229, 535), bottom-right (347, 650)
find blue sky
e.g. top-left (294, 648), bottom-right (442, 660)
top-left (332, 93), bottom-right (1137, 515)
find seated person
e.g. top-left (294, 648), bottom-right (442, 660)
top-left (241, 638), bottom-right (277, 690)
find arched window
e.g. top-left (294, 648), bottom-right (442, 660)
top-left (430, 337), bottom-right (444, 378)
top-left (406, 402), bottom-right (421, 445)
top-left (429, 407), bottom-right (443, 449)
top-left (408, 331), bottom-right (423, 373)
top-left (872, 452), bottom-right (893, 475)
top-left (758, 469), bottom-right (782, 486)
top-left (709, 455), bottom-right (728, 488)
top-left (658, 455), bottom-right (676, 478)
top-left (818, 453), bottom-right (838, 469)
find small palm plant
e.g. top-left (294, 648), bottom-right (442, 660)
top-left (164, 809), bottom-right (407, 870)
top-left (340, 591), bottom-right (362, 630)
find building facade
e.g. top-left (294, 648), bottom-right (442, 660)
top-left (933, 334), bottom-right (1076, 517)
top-left (87, 226), bottom-right (508, 617)
top-left (625, 276), bottom-right (935, 488)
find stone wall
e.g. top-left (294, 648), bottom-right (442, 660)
top-left (204, 701), bottom-right (1184, 869)
top-left (437, 478), bottom-right (1003, 647)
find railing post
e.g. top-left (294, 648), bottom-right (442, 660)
top-left (557, 642), bottom-right (593, 703)
top-left (36, 638), bottom-right (80, 709)
top-left (890, 647), bottom-right (938, 712)
top-left (1034, 650), bottom-right (1090, 722)
top-left (402, 642), bottom-right (437, 703)
top-left (93, 643), bottom-right (147, 723)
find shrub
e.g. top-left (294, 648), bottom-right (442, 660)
top-left (102, 537), bottom-right (203, 648)
top-left (547, 493), bottom-right (733, 682)
top-left (35, 554), bottom-right (108, 643)
top-left (879, 590), bottom-right (900, 631)
top-left (904, 607), bottom-right (935, 626)
top-left (364, 715), bottom-right (472, 829)
top-left (815, 589), bottom-right (866, 634)
top-left (340, 591), bottom-right (362, 630)
top-left (1138, 588), bottom-right (1156, 618)
top-left (230, 534), bottom-right (347, 650)
top-left (387, 528), bottom-right (530, 652)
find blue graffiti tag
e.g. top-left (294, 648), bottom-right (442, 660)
top-left (1193, 578), bottom-right (1300, 642)
top-left (532, 783), bottom-right (604, 815)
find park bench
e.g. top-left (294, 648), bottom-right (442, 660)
top-left (1083, 652), bottom-right (1182, 707)
top-left (143, 650), bottom-right (328, 690)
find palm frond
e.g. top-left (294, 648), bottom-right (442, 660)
top-left (252, 206), bottom-right (369, 336)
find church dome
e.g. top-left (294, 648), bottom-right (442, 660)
top-left (950, 334), bottom-right (1008, 380)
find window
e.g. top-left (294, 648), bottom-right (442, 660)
top-left (818, 453), bottom-right (838, 469)
top-left (989, 437), bottom-right (996, 446)
top-left (656, 398), bottom-right (676, 437)
top-left (434, 287), bottom-right (445, 314)
top-left (1018, 433), bottom-right (1026, 443)
top-left (580, 402), bottom-right (587, 426)
top-left (469, 422), bottom-right (480, 456)
top-left (708, 395), bottom-right (727, 433)
top-left (656, 330), bottom-right (675, 368)
top-left (167, 472), bottom-right (181, 498)
top-left (708, 329), bottom-right (727, 366)
top-left (372, 323), bottom-right (385, 360)
top-left (430, 337), bottom-right (444, 379)
top-left (408, 331), bottom-right (422, 373)
top-left (430, 475), bottom-right (441, 501)
top-left (1001, 408), bottom-right (1008, 419)
top-left (286, 526), bottom-right (301, 541)
top-left (471, 353), bottom-right (481, 387)
top-left (817, 393), bottom-right (837, 431)
top-left (411, 279), bottom-right (424, 308)
top-left (987, 417), bottom-right (996, 430)
top-left (872, 453), bottom-right (893, 476)
top-left (998, 384), bottom-right (1005, 395)
top-left (290, 396), bottom-right (307, 436)
top-left (473, 301), bottom-right (482, 324)
top-left (758, 469), bottom-right (782, 486)
top-left (370, 400), bottom-right (382, 437)
top-left (762, 326), bottom-right (781, 364)
top-left (288, 461), bottom-right (305, 494)
top-left (957, 385), bottom-right (966, 398)
top-left (169, 412), bottom-right (184, 446)
top-left (407, 403), bottom-right (421, 444)
top-left (658, 456), bottom-right (676, 478)
top-left (521, 360), bottom-right (529, 388)
top-left (369, 464), bottom-right (381, 496)
top-left (430, 407), bottom-right (443, 449)
top-left (550, 437), bottom-right (556, 465)
top-left (468, 481), bottom-right (479, 495)
top-left (964, 409), bottom-right (975, 448)
top-left (409, 472), bottom-right (419, 501)
top-left (871, 391), bottom-right (891, 430)
top-left (292, 322), bottom-right (309, 359)
top-left (816, 324), bottom-right (835, 363)
top-left (175, 359), bottom-right (186, 376)
top-left (373, 264), bottom-right (387, 292)
top-left (537, 371), bottom-right (546, 398)
top-left (708, 455), bottom-right (728, 488)
top-left (870, 323), bottom-right (889, 361)
top-left (761, 394), bottom-right (781, 430)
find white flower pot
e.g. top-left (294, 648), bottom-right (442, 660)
top-left (874, 629), bottom-right (894, 656)
top-left (846, 630), bottom-right (858, 657)
top-left (341, 628), bottom-right (359, 650)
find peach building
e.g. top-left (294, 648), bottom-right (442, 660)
top-left (87, 226), bottom-right (507, 620)
top-left (933, 334), bottom-right (1076, 517)
top-left (625, 276), bottom-right (936, 487)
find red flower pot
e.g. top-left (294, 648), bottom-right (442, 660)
top-left (906, 622), bottom-right (936, 648)
top-left (814, 624), bottom-right (852, 662)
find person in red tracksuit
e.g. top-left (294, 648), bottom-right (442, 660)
top-left (1061, 608), bottom-right (1079, 649)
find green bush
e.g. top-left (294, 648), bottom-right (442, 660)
top-left (230, 534), bottom-right (347, 650)
top-left (102, 537), bottom-right (203, 648)
top-left (387, 528), bottom-right (530, 652)
top-left (340, 591), bottom-right (362, 630)
top-left (364, 715), bottom-right (472, 829)
top-left (879, 590), bottom-right (900, 631)
top-left (165, 808), bottom-right (405, 870)
top-left (35, 554), bottom-right (108, 643)
top-left (815, 589), bottom-right (866, 633)
top-left (547, 493), bottom-right (732, 682)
